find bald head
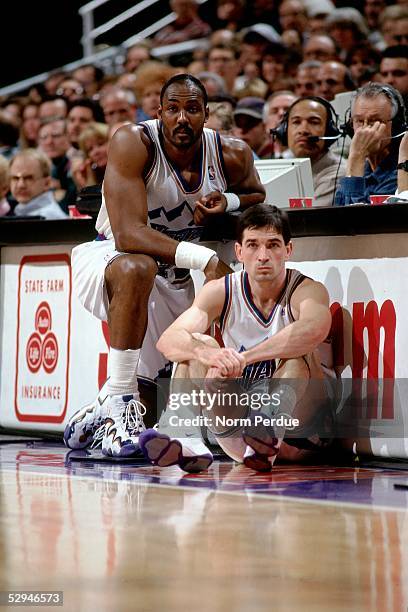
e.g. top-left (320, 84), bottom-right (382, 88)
top-left (316, 61), bottom-right (354, 101)
top-left (304, 35), bottom-right (337, 63)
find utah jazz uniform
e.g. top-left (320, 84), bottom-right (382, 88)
top-left (72, 120), bottom-right (228, 380)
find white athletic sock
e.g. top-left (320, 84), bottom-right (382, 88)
top-left (107, 348), bottom-right (140, 398)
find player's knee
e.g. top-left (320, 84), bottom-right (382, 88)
top-left (108, 254), bottom-right (158, 291)
top-left (275, 356), bottom-right (310, 379)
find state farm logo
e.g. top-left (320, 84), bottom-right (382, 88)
top-left (26, 302), bottom-right (58, 374)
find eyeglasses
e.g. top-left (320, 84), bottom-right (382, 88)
top-left (56, 87), bottom-right (84, 96)
top-left (352, 118), bottom-right (393, 128)
top-left (38, 132), bottom-right (66, 141)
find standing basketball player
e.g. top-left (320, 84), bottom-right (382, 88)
top-left (64, 74), bottom-right (265, 458)
top-left (140, 204), bottom-right (334, 472)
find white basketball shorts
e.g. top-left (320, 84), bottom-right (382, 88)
top-left (71, 240), bottom-right (195, 380)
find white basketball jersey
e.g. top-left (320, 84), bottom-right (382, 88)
top-left (96, 120), bottom-right (228, 242)
top-left (219, 269), bottom-right (307, 387)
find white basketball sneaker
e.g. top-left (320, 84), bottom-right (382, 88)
top-left (102, 394), bottom-right (147, 458)
top-left (63, 382), bottom-right (109, 449)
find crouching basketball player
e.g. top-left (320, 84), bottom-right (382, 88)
top-left (139, 204), bottom-right (336, 472)
top-left (63, 74), bottom-right (265, 461)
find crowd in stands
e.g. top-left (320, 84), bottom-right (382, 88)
top-left (1, 0), bottom-right (408, 218)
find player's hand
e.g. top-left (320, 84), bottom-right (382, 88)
top-left (204, 256), bottom-right (232, 281)
top-left (197, 346), bottom-right (246, 377)
top-left (194, 191), bottom-right (227, 225)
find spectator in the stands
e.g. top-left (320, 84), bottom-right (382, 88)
top-left (26, 82), bottom-right (47, 105)
top-left (239, 24), bottom-right (281, 67)
top-left (9, 149), bottom-right (67, 219)
top-left (206, 102), bottom-right (234, 134)
top-left (307, 1), bottom-right (335, 35)
top-left (0, 112), bottom-right (20, 160)
top-left (1, 96), bottom-right (25, 124)
top-left (152, 0), bottom-right (211, 47)
top-left (295, 61), bottom-right (321, 97)
top-left (260, 43), bottom-right (301, 96)
top-left (116, 72), bottom-right (138, 95)
top-left (264, 90), bottom-right (298, 158)
top-left (334, 82), bottom-right (404, 205)
top-left (233, 96), bottom-right (272, 158)
top-left (346, 44), bottom-right (381, 87)
top-left (303, 35), bottom-right (337, 63)
top-left (73, 64), bottom-right (105, 98)
top-left (37, 118), bottom-right (77, 213)
top-left (264, 91), bottom-right (297, 132)
top-left (66, 98), bottom-right (105, 152)
top-left (0, 155), bottom-right (11, 216)
top-left (207, 44), bottom-right (241, 94)
top-left (282, 97), bottom-right (346, 206)
top-left (44, 71), bottom-right (67, 96)
top-left (71, 122), bottom-right (109, 189)
top-left (21, 103), bottom-right (41, 148)
top-left (364, 0), bottom-right (387, 49)
top-left (326, 9), bottom-right (370, 62)
top-left (278, 0), bottom-right (308, 42)
top-left (215, 0), bottom-right (247, 32)
top-left (196, 72), bottom-right (227, 97)
top-left (56, 77), bottom-right (85, 102)
top-left (123, 42), bottom-right (152, 73)
top-left (380, 46), bottom-right (408, 103)
top-left (39, 97), bottom-right (68, 122)
top-left (379, 6), bottom-right (408, 48)
top-left (134, 62), bottom-right (177, 121)
top-left (100, 88), bottom-right (136, 126)
top-left (316, 61), bottom-right (356, 102)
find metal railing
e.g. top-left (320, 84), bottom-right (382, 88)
top-left (0, 0), bottom-right (208, 98)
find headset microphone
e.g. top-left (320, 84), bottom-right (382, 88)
top-left (307, 135), bottom-right (341, 143)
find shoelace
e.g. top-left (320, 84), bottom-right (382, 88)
top-left (91, 420), bottom-right (106, 449)
top-left (123, 399), bottom-right (147, 436)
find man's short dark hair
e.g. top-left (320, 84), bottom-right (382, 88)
top-left (237, 204), bottom-right (291, 244)
top-left (382, 45), bottom-right (408, 60)
top-left (160, 74), bottom-right (208, 106)
top-left (67, 97), bottom-right (105, 123)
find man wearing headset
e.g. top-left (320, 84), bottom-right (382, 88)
top-left (274, 96), bottom-right (346, 207)
top-left (334, 82), bottom-right (406, 206)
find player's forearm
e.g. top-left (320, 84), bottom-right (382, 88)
top-left (242, 319), bottom-right (328, 364)
top-left (236, 190), bottom-right (266, 210)
top-left (114, 225), bottom-right (178, 264)
top-left (157, 329), bottom-right (205, 363)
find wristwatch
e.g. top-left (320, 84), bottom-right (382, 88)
top-left (397, 160), bottom-right (408, 171)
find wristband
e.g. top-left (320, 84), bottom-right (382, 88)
top-left (224, 192), bottom-right (240, 212)
top-left (175, 241), bottom-right (217, 271)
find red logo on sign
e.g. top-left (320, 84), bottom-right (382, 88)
top-left (26, 302), bottom-right (59, 374)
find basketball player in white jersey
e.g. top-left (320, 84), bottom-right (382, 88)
top-left (139, 203), bottom-right (334, 472)
top-left (64, 74), bottom-right (265, 459)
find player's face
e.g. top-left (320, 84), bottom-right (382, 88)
top-left (235, 226), bottom-right (292, 283)
top-left (158, 83), bottom-right (208, 149)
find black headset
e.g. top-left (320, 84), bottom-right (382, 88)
top-left (271, 96), bottom-right (341, 147)
top-left (340, 83), bottom-right (408, 139)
